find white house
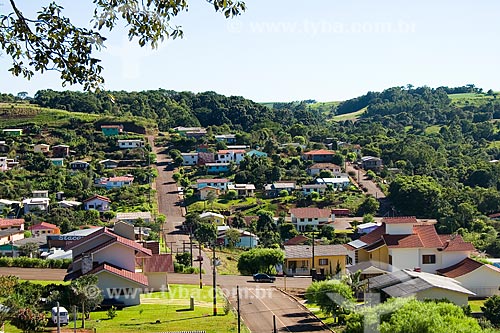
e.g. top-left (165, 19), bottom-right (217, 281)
top-left (301, 184), bottom-right (328, 196)
top-left (23, 196), bottom-right (50, 214)
top-left (200, 212), bottom-right (225, 226)
top-left (216, 149), bottom-right (245, 164)
top-left (0, 157), bottom-right (7, 172)
top-left (116, 212), bottom-right (152, 224)
top-left (65, 226), bottom-right (152, 306)
top-left (69, 160), bottom-right (90, 170)
top-left (217, 226), bottom-right (258, 248)
top-left (96, 176), bottom-right (134, 189)
top-left (83, 195), bottom-right (111, 212)
top-left (33, 144), bottom-right (50, 153)
top-left (289, 207), bottom-right (333, 232)
top-left (181, 153), bottom-right (199, 166)
top-left (117, 139), bottom-right (144, 149)
top-left (307, 163), bottom-right (342, 176)
top-left (316, 177), bottom-right (350, 190)
top-left (196, 178), bottom-right (231, 191)
top-left (227, 184), bottom-right (255, 197)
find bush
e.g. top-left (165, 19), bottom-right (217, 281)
top-left (0, 257), bottom-right (71, 269)
top-left (107, 306), bottom-right (118, 319)
top-left (482, 295), bottom-right (500, 327)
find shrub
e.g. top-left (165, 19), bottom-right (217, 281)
top-left (0, 257), bottom-right (71, 269)
top-left (107, 306), bottom-right (118, 320)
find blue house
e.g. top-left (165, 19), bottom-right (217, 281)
top-left (101, 124), bottom-right (123, 136)
top-left (206, 163), bottom-right (230, 174)
top-left (49, 158), bottom-right (64, 167)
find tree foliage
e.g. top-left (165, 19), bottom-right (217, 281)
top-left (305, 280), bottom-right (355, 318)
top-left (237, 248), bottom-right (284, 275)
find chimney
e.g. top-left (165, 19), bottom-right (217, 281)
top-left (81, 253), bottom-right (93, 274)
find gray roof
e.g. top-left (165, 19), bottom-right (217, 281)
top-left (64, 228), bottom-right (103, 237)
top-left (14, 235), bottom-right (47, 246)
top-left (285, 245), bottom-right (348, 259)
top-left (369, 269), bottom-right (475, 297)
top-left (116, 212), bottom-right (152, 221)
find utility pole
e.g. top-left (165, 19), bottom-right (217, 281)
top-left (273, 315), bottom-right (277, 333)
top-left (199, 241), bottom-right (203, 289)
top-left (56, 302), bottom-right (60, 333)
top-left (237, 285), bottom-right (241, 333)
top-left (213, 242), bottom-right (217, 316)
top-left (190, 234), bottom-right (193, 267)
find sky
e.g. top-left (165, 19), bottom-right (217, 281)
top-left (0, 0), bottom-right (499, 102)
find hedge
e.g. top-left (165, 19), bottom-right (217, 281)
top-left (0, 257), bottom-right (72, 269)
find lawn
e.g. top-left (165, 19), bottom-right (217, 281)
top-left (213, 248), bottom-right (244, 275)
top-left (469, 299), bottom-right (485, 313)
top-left (19, 280), bottom-right (69, 286)
top-left (424, 125), bottom-right (441, 135)
top-left (3, 285), bottom-right (249, 333)
top-left (331, 107), bottom-right (367, 122)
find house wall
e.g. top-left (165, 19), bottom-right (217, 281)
top-left (181, 154), bottom-right (198, 166)
top-left (441, 251), bottom-right (469, 268)
top-left (389, 248), bottom-right (420, 271)
top-left (455, 266), bottom-right (500, 297)
top-left (145, 272), bottom-right (167, 291)
top-left (71, 234), bottom-right (111, 258)
top-left (96, 271), bottom-right (143, 306)
top-left (118, 141), bottom-right (143, 149)
top-left (198, 182), bottom-right (229, 191)
top-left (415, 287), bottom-right (469, 306)
top-left (368, 246), bottom-right (389, 263)
top-left (285, 255), bottom-right (346, 276)
top-left (92, 244), bottom-right (136, 271)
top-left (385, 224), bottom-right (414, 235)
top-left (84, 199), bottom-right (110, 212)
top-left (0, 232), bottom-right (24, 245)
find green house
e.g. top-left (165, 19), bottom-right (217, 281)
top-left (50, 158), bottom-right (64, 167)
top-left (2, 128), bottom-right (23, 136)
top-left (101, 124), bottom-right (123, 136)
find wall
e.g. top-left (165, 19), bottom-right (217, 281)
top-left (385, 224), bottom-right (414, 235)
top-left (416, 287), bottom-right (469, 306)
top-left (92, 244), bottom-right (136, 271)
top-left (368, 245), bottom-right (389, 263)
top-left (389, 248), bottom-right (419, 271)
top-left (96, 271), bottom-right (144, 306)
top-left (456, 266), bottom-right (500, 297)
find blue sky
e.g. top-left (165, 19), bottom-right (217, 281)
top-left (0, 0), bottom-right (499, 102)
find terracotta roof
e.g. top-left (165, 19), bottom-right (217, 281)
top-left (303, 149), bottom-right (335, 155)
top-left (83, 195), bottom-right (111, 203)
top-left (382, 216), bottom-right (417, 224)
top-left (66, 227), bottom-right (152, 256)
top-left (436, 258), bottom-right (484, 278)
top-left (91, 263), bottom-right (148, 286)
top-left (218, 150), bottom-right (246, 154)
top-left (29, 222), bottom-right (59, 231)
top-left (332, 209), bottom-right (350, 215)
top-left (440, 235), bottom-right (476, 252)
top-left (290, 207), bottom-right (331, 219)
top-left (0, 218), bottom-right (24, 228)
top-left (414, 225), bottom-right (443, 248)
top-left (197, 178), bottom-right (229, 183)
top-left (284, 235), bottom-right (310, 245)
top-left (359, 224), bottom-right (386, 245)
top-left (383, 234), bottom-right (423, 248)
top-left (108, 176), bottom-right (134, 182)
top-left (139, 254), bottom-right (174, 273)
top-left (488, 212), bottom-right (500, 218)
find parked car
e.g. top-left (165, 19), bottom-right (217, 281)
top-left (253, 273), bottom-right (276, 283)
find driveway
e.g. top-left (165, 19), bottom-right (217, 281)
top-left (346, 162), bottom-right (386, 199)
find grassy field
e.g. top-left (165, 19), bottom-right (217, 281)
top-left (424, 125), bottom-right (442, 135)
top-left (469, 299), bottom-right (485, 313)
top-left (331, 107), bottom-right (367, 122)
top-left (213, 248), bottom-right (244, 275)
top-left (19, 280), bottom-right (70, 286)
top-left (3, 285), bottom-right (249, 333)
top-left (448, 92), bottom-right (496, 107)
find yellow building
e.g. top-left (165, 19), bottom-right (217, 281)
top-left (199, 211), bottom-right (225, 226)
top-left (284, 245), bottom-right (348, 276)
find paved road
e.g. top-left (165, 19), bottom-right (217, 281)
top-left (346, 162), bottom-right (386, 199)
top-left (0, 267), bottom-right (66, 280)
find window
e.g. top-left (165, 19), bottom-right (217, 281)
top-left (388, 255), bottom-right (392, 265)
top-left (319, 259), bottom-right (328, 266)
top-left (422, 254), bottom-right (436, 264)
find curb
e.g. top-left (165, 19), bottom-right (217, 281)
top-left (275, 287), bottom-right (335, 332)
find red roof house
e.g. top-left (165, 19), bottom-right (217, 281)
top-left (29, 222), bottom-right (60, 235)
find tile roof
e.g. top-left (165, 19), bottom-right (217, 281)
top-left (285, 245), bottom-right (348, 258)
top-left (197, 178), bottom-right (229, 183)
top-left (108, 176), bottom-right (134, 182)
top-left (290, 207), bottom-right (331, 219)
top-left (91, 263), bottom-right (148, 286)
top-left (0, 218), bottom-right (24, 228)
top-left (436, 258), bottom-right (485, 278)
top-left (303, 149), bottom-right (335, 155)
top-left (83, 195), bottom-right (111, 203)
top-left (284, 235), bottom-right (310, 245)
top-left (116, 212), bottom-right (152, 221)
top-left (381, 216), bottom-right (417, 224)
top-left (138, 254), bottom-right (174, 273)
top-left (29, 222), bottom-right (59, 230)
top-left (218, 150), bottom-right (246, 154)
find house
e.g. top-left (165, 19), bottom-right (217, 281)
top-left (47, 228), bottom-right (100, 249)
top-left (196, 178), bottom-right (231, 191)
top-left (23, 191), bottom-right (50, 214)
top-left (316, 177), bottom-right (350, 190)
top-left (337, 142), bottom-right (362, 154)
top-left (361, 156), bottom-right (383, 171)
top-left (331, 208), bottom-right (351, 218)
top-left (264, 182), bottom-right (296, 198)
top-left (99, 159), bottom-right (119, 169)
top-left (0, 199), bottom-right (21, 216)
top-left (137, 254), bottom-right (174, 291)
top-left (199, 212), bottom-right (225, 226)
top-left (216, 150), bottom-right (245, 164)
top-left (0, 218), bottom-right (24, 231)
top-left (101, 124), bottom-right (123, 136)
top-left (302, 149), bottom-right (335, 162)
top-left (307, 163), bottom-right (342, 176)
top-left (173, 126), bottom-right (207, 138)
top-left (69, 160), bottom-right (90, 170)
top-left (284, 245), bottom-right (348, 276)
top-left (343, 217), bottom-right (475, 275)
top-left (217, 226), bottom-right (258, 248)
top-left (301, 184), bottom-right (328, 196)
top-left (116, 212), bottom-right (152, 224)
top-left (57, 200), bottom-right (82, 209)
top-left (356, 222), bottom-right (379, 234)
top-left (214, 134), bottom-right (236, 144)
top-left (117, 139), bottom-right (144, 149)
top-left (83, 195), bottom-right (111, 212)
top-left (368, 269), bottom-right (475, 306)
top-left (289, 207), bottom-right (333, 232)
top-left (199, 186), bottom-right (221, 200)
top-left (2, 128), bottom-right (22, 136)
top-left (64, 226), bottom-right (152, 306)
top-left (34, 144), bottom-right (50, 153)
top-left (29, 222), bottom-right (61, 236)
top-left (49, 158), bottom-right (64, 167)
top-left (284, 235), bottom-right (310, 246)
top-left (246, 150), bottom-right (268, 158)
top-left (32, 190), bottom-right (49, 199)
top-left (181, 153), bottom-right (198, 166)
top-left (437, 257), bottom-right (500, 297)
top-left (206, 163), bottom-right (230, 174)
top-left (0, 228), bottom-right (25, 246)
top-left (96, 176), bottom-right (134, 189)
top-left (52, 144), bottom-right (70, 157)
top-left (227, 184), bottom-right (255, 198)
top-left (0, 157), bottom-right (8, 172)
top-left (197, 152), bottom-right (215, 165)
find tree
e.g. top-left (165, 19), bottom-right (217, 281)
top-left (225, 228), bottom-right (241, 248)
top-left (0, 1), bottom-right (246, 90)
top-left (18, 242), bottom-right (40, 258)
top-left (194, 222), bottom-right (216, 245)
top-left (10, 307), bottom-right (48, 333)
top-left (305, 280), bottom-right (354, 319)
top-left (70, 274), bottom-right (104, 327)
top-left (175, 252), bottom-right (192, 267)
top-left (279, 223), bottom-right (299, 241)
top-left (206, 190), bottom-right (217, 210)
top-left (231, 211), bottom-right (246, 229)
top-left (356, 196), bottom-right (379, 216)
top-left (237, 248), bottom-right (284, 275)
top-left (482, 295), bottom-right (500, 327)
